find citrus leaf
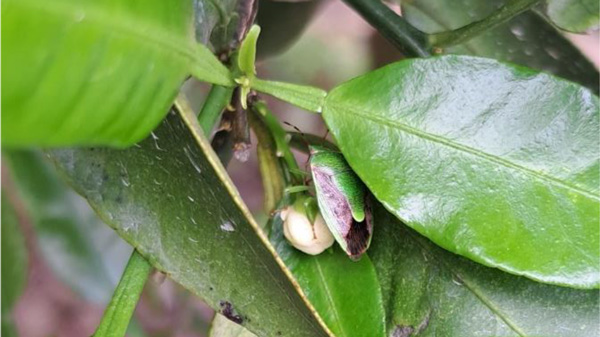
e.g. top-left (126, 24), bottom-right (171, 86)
top-left (48, 97), bottom-right (330, 337)
top-left (269, 207), bottom-right (386, 337)
top-left (3, 0), bottom-right (231, 147)
top-left (323, 55), bottom-right (599, 288)
top-left (544, 0), bottom-right (599, 33)
top-left (401, 0), bottom-right (599, 93)
top-left (370, 203), bottom-right (600, 336)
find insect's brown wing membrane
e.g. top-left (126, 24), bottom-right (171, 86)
top-left (345, 218), bottom-right (370, 259)
top-left (312, 166), bottom-right (371, 259)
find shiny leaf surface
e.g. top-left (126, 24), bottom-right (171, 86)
top-left (270, 208), bottom-right (386, 337)
top-left (323, 56), bottom-right (599, 288)
top-left (402, 0), bottom-right (599, 93)
top-left (370, 204), bottom-right (600, 336)
top-left (48, 102), bottom-right (329, 337)
top-left (544, 0), bottom-right (599, 33)
top-left (3, 0), bottom-right (231, 147)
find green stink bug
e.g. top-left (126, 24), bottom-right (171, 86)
top-left (309, 145), bottom-right (373, 260)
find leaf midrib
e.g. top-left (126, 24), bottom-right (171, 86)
top-left (177, 98), bottom-right (333, 337)
top-left (404, 229), bottom-right (528, 336)
top-left (314, 258), bottom-right (348, 337)
top-left (325, 102), bottom-right (600, 201)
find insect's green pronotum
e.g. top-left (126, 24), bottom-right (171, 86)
top-left (309, 145), bottom-right (373, 260)
top-left (239, 25), bottom-right (373, 259)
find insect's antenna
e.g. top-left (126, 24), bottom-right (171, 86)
top-left (283, 121), bottom-right (310, 148)
top-left (283, 121), bottom-right (312, 184)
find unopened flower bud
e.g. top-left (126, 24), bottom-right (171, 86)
top-left (280, 206), bottom-right (334, 255)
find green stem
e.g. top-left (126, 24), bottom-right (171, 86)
top-left (341, 0), bottom-right (430, 57)
top-left (429, 0), bottom-right (541, 48)
top-left (93, 250), bottom-right (153, 337)
top-left (197, 85), bottom-right (235, 136)
top-left (251, 100), bottom-right (304, 185)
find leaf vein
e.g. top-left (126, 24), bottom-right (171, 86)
top-left (326, 103), bottom-right (599, 201)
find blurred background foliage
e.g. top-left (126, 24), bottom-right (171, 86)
top-left (2, 0), bottom-right (598, 336)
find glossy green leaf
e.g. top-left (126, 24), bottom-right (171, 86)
top-left (544, 0), bottom-right (599, 33)
top-left (370, 203), bottom-right (600, 336)
top-left (270, 207), bottom-right (386, 337)
top-left (94, 251), bottom-right (153, 337)
top-left (4, 149), bottom-right (130, 303)
top-left (209, 314), bottom-right (256, 337)
top-left (48, 99), bottom-right (329, 337)
top-left (323, 55), bottom-right (599, 288)
top-left (401, 0), bottom-right (599, 93)
top-left (3, 0), bottom-right (231, 147)
top-left (1, 196), bottom-right (27, 337)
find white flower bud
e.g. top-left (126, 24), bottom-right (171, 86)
top-left (280, 207), bottom-right (334, 255)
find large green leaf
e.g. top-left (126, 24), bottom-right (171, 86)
top-left (48, 98), bottom-right (330, 337)
top-left (544, 0), bottom-right (599, 33)
top-left (4, 150), bottom-right (131, 303)
top-left (2, 0), bottom-right (231, 147)
top-left (269, 208), bottom-right (386, 337)
top-left (370, 203), bottom-right (600, 336)
top-left (401, 0), bottom-right (599, 93)
top-left (1, 196), bottom-right (28, 337)
top-left (323, 55), bottom-right (599, 288)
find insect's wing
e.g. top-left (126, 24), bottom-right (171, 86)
top-left (311, 160), bottom-right (372, 259)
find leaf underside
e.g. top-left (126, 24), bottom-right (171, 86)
top-left (2, 0), bottom-right (230, 147)
top-left (49, 106), bottom-right (329, 337)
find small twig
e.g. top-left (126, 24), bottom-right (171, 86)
top-left (341, 0), bottom-right (430, 57)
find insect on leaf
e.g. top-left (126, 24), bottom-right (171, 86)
top-left (309, 145), bottom-right (373, 259)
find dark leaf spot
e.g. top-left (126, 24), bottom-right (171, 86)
top-left (392, 325), bottom-right (414, 337)
top-left (219, 301), bottom-right (243, 324)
